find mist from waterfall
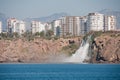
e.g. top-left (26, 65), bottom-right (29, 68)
top-left (65, 38), bottom-right (90, 63)
top-left (47, 35), bottom-right (91, 63)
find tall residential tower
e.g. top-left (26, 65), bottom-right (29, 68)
top-left (87, 13), bottom-right (104, 31)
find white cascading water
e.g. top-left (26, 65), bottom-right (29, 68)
top-left (65, 39), bottom-right (90, 63)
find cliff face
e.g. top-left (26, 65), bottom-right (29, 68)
top-left (0, 37), bottom-right (81, 63)
top-left (0, 32), bottom-right (120, 63)
top-left (91, 32), bottom-right (120, 63)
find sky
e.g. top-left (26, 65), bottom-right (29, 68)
top-left (0, 0), bottom-right (120, 19)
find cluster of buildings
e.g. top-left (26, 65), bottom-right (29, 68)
top-left (52, 12), bottom-right (116, 37)
top-left (0, 12), bottom-right (117, 37)
top-left (87, 13), bottom-right (116, 32)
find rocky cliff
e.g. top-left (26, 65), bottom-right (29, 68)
top-left (91, 31), bottom-right (120, 63)
top-left (0, 37), bottom-right (81, 63)
top-left (0, 31), bottom-right (120, 63)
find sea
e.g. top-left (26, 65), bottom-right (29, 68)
top-left (0, 64), bottom-right (120, 80)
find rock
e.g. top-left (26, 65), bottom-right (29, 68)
top-left (0, 37), bottom-right (82, 63)
top-left (92, 32), bottom-right (120, 63)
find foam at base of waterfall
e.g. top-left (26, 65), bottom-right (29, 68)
top-left (64, 41), bottom-right (90, 63)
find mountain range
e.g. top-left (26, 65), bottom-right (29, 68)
top-left (0, 9), bottom-right (120, 31)
top-left (24, 12), bottom-right (69, 23)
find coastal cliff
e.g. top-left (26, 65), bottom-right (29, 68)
top-left (91, 31), bottom-right (120, 63)
top-left (0, 31), bottom-right (120, 63)
top-left (0, 37), bottom-right (81, 63)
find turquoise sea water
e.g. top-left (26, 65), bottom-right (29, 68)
top-left (0, 64), bottom-right (120, 80)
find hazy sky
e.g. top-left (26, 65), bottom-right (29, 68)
top-left (0, 0), bottom-right (120, 19)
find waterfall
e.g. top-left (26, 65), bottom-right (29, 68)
top-left (65, 36), bottom-right (91, 63)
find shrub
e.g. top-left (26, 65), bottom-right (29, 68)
top-left (62, 44), bottom-right (79, 56)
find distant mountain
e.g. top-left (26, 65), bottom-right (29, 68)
top-left (24, 12), bottom-right (69, 30)
top-left (25, 12), bottom-right (69, 22)
top-left (37, 12), bottom-right (69, 22)
top-left (99, 9), bottom-right (120, 29)
top-left (0, 13), bottom-right (7, 31)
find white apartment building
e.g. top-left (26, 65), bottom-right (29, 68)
top-left (87, 13), bottom-right (104, 31)
top-left (7, 18), bottom-right (26, 35)
top-left (60, 16), bottom-right (81, 37)
top-left (75, 17), bottom-right (81, 36)
top-left (31, 21), bottom-right (45, 34)
top-left (104, 15), bottom-right (116, 31)
top-left (15, 21), bottom-right (26, 35)
top-left (7, 18), bottom-right (17, 33)
top-left (0, 21), bottom-right (2, 33)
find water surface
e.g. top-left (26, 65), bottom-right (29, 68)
top-left (0, 64), bottom-right (120, 80)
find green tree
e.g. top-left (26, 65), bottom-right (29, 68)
top-left (45, 30), bottom-right (54, 40)
top-left (0, 32), bottom-right (8, 39)
top-left (46, 30), bottom-right (54, 37)
top-left (39, 31), bottom-right (45, 38)
top-left (35, 32), bottom-right (40, 36)
top-left (13, 32), bottom-right (19, 38)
